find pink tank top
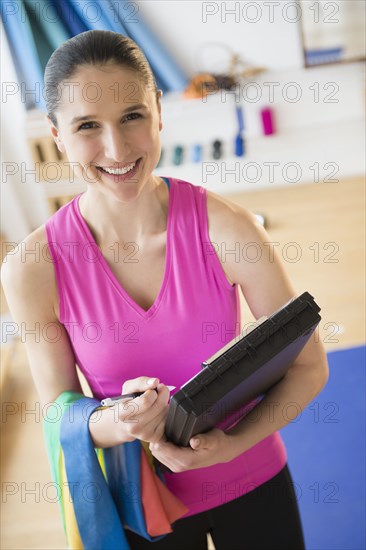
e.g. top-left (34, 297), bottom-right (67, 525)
top-left (45, 177), bottom-right (287, 516)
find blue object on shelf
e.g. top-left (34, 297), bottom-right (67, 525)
top-left (235, 134), bottom-right (245, 157)
top-left (173, 146), bottom-right (184, 166)
top-left (236, 105), bottom-right (245, 132)
top-left (305, 47), bottom-right (343, 65)
top-left (192, 144), bottom-right (202, 163)
top-left (234, 105), bottom-right (245, 156)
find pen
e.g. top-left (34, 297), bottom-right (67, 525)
top-left (101, 386), bottom-right (176, 407)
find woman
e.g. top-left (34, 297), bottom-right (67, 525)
top-left (2, 30), bottom-right (328, 549)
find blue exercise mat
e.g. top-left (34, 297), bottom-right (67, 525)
top-left (281, 345), bottom-right (366, 550)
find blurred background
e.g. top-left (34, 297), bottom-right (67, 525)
top-left (1, 1), bottom-right (365, 549)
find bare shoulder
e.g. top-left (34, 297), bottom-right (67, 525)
top-left (205, 189), bottom-right (265, 287)
top-left (205, 189), bottom-right (265, 266)
top-left (205, 189), bottom-right (297, 318)
top-left (1, 224), bottom-right (57, 318)
top-left (206, 189), bottom-right (259, 242)
top-left (2, 224), bottom-right (51, 280)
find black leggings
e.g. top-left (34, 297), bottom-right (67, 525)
top-left (125, 464), bottom-right (305, 550)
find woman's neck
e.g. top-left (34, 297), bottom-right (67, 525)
top-left (78, 176), bottom-right (169, 247)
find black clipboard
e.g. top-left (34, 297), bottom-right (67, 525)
top-left (165, 291), bottom-right (321, 446)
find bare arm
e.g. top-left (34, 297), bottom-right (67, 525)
top-left (205, 192), bottom-right (329, 459)
top-left (150, 192), bottom-right (329, 471)
top-left (1, 228), bottom-right (169, 448)
top-left (1, 228), bottom-right (83, 405)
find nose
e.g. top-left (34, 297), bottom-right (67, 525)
top-left (102, 126), bottom-right (131, 161)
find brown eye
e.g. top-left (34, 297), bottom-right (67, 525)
top-left (123, 113), bottom-right (142, 122)
top-left (78, 122), bottom-right (98, 131)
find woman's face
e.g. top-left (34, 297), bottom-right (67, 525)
top-left (48, 63), bottom-right (162, 202)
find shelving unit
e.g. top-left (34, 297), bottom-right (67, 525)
top-left (155, 119), bottom-right (365, 193)
top-left (25, 91), bottom-right (365, 216)
top-left (25, 110), bottom-right (86, 214)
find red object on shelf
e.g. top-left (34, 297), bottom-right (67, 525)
top-left (261, 107), bottom-right (275, 136)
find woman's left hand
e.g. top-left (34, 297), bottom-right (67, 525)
top-left (149, 428), bottom-right (234, 472)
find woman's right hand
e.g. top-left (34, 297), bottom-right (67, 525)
top-left (117, 377), bottom-right (170, 443)
top-left (89, 377), bottom-right (170, 448)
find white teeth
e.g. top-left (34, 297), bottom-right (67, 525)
top-left (101, 161), bottom-right (136, 175)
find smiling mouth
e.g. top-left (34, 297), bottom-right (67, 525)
top-left (97, 159), bottom-right (140, 175)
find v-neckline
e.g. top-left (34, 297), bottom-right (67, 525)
top-left (74, 177), bottom-right (174, 318)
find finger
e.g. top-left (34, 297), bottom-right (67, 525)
top-left (136, 404), bottom-right (168, 442)
top-left (155, 383), bottom-right (170, 405)
top-left (119, 388), bottom-right (158, 421)
top-left (149, 442), bottom-right (193, 473)
top-left (134, 387), bottom-right (159, 406)
top-left (189, 434), bottom-right (208, 450)
top-left (149, 440), bottom-right (172, 462)
top-left (148, 447), bottom-right (174, 471)
top-left (151, 438), bottom-right (185, 457)
top-left (131, 384), bottom-right (169, 421)
top-left (121, 376), bottom-right (160, 394)
top-left (118, 394), bottom-right (168, 442)
top-left (189, 437), bottom-right (201, 450)
top-left (117, 383), bottom-right (170, 440)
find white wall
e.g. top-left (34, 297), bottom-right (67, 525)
top-left (137, 0), bottom-right (305, 72)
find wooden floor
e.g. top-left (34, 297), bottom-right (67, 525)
top-left (1, 176), bottom-right (365, 549)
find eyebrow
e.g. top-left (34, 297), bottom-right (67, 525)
top-left (70, 104), bottom-right (147, 126)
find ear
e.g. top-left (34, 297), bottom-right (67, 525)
top-left (45, 115), bottom-right (65, 153)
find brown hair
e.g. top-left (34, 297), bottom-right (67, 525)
top-left (44, 30), bottom-right (158, 126)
